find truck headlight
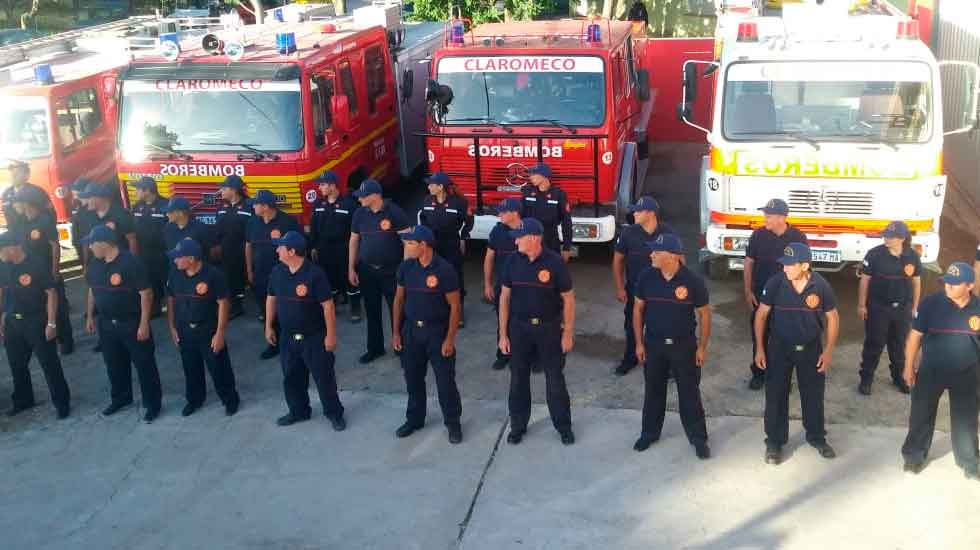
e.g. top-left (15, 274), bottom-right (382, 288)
top-left (572, 223), bottom-right (598, 239)
top-left (723, 236), bottom-right (750, 251)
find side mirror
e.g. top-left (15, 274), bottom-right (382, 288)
top-left (683, 62), bottom-right (699, 101)
top-left (939, 60), bottom-right (980, 136)
top-left (331, 95), bottom-right (352, 132)
top-left (635, 68), bottom-right (651, 102)
top-left (401, 68), bottom-right (414, 100)
top-left (426, 79), bottom-right (453, 107)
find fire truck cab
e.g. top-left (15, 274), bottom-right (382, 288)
top-left (423, 19), bottom-right (653, 247)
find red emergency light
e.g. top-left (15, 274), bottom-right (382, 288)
top-left (320, 23), bottom-right (336, 33)
top-left (736, 22), bottom-right (759, 43)
top-left (897, 19), bottom-right (919, 40)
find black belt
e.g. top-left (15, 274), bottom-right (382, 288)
top-left (515, 317), bottom-right (559, 326)
top-left (9, 312), bottom-right (42, 320)
top-left (648, 336), bottom-right (695, 345)
top-left (184, 321), bottom-right (214, 329)
top-left (108, 317), bottom-right (139, 324)
top-left (408, 319), bottom-right (447, 328)
top-left (284, 330), bottom-right (324, 341)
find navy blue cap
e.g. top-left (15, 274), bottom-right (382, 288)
top-left (80, 225), bottom-right (117, 245)
top-left (271, 230), bottom-right (306, 252)
top-left (400, 225), bottom-right (436, 245)
top-left (315, 171), bottom-right (338, 185)
top-left (528, 163), bottom-right (553, 179)
top-left (12, 185), bottom-right (47, 206)
top-left (629, 196), bottom-right (660, 213)
top-left (353, 179), bottom-right (383, 198)
top-left (881, 220), bottom-right (910, 239)
top-left (509, 217), bottom-right (545, 239)
top-left (78, 182), bottom-right (115, 199)
top-left (133, 176), bottom-right (158, 192)
top-left (778, 242), bottom-right (812, 265)
top-left (252, 189), bottom-right (278, 206)
top-left (497, 198), bottom-right (521, 214)
top-left (941, 262), bottom-right (976, 285)
top-left (164, 196), bottom-right (191, 213)
top-left (760, 198), bottom-right (790, 216)
top-left (646, 233), bottom-right (684, 254)
top-left (220, 175), bottom-right (244, 190)
top-left (425, 172), bottom-right (451, 186)
top-left (71, 178), bottom-right (93, 192)
top-left (0, 231), bottom-right (21, 247)
top-left (167, 237), bottom-right (202, 259)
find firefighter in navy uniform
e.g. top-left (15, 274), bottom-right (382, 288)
top-left (80, 182), bottom-right (138, 252)
top-left (901, 262), bottom-right (980, 480)
top-left (391, 225), bottom-right (463, 443)
top-left (1, 159), bottom-right (55, 230)
top-left (246, 189), bottom-right (300, 360)
top-left (483, 198), bottom-right (522, 370)
top-left (163, 196), bottom-right (216, 255)
top-left (349, 179), bottom-right (412, 364)
top-left (754, 242), bottom-right (839, 465)
top-left (857, 221), bottom-right (921, 395)
top-left (309, 171), bottom-right (361, 323)
top-left (417, 172), bottom-right (472, 327)
top-left (166, 238), bottom-right (240, 417)
top-left (519, 163), bottom-right (573, 261)
top-left (11, 186), bottom-right (74, 354)
top-left (215, 175), bottom-right (251, 318)
top-left (265, 231), bottom-right (346, 431)
top-left (131, 177), bottom-right (170, 316)
top-left (632, 233), bottom-right (711, 459)
top-left (743, 198), bottom-right (808, 390)
top-left (83, 225), bottom-right (163, 423)
top-left (498, 218), bottom-right (576, 445)
top-left (612, 196), bottom-right (674, 376)
top-left (69, 178), bottom-right (97, 269)
top-left (0, 233), bottom-right (71, 419)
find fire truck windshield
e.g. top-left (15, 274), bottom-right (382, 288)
top-left (435, 55), bottom-right (606, 127)
top-left (0, 97), bottom-right (50, 160)
top-left (722, 61), bottom-right (933, 145)
top-left (118, 79), bottom-right (303, 158)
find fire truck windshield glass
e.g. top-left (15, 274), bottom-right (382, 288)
top-left (0, 97), bottom-right (50, 160)
top-left (435, 56), bottom-right (606, 127)
top-left (118, 79), bottom-right (303, 155)
top-left (722, 61), bottom-right (933, 145)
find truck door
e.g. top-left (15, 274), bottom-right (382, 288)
top-left (310, 71), bottom-right (345, 188)
top-left (52, 86), bottom-right (114, 214)
top-left (336, 58), bottom-right (369, 183)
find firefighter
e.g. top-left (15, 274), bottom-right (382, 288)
top-left (632, 233), bottom-right (711, 459)
top-left (0, 232), bottom-right (71, 419)
top-left (974, 244), bottom-right (979, 295)
top-left (391, 225), bottom-right (463, 443)
top-left (743, 198), bottom-right (807, 390)
top-left (754, 242), bottom-right (839, 465)
top-left (215, 175), bottom-right (251, 319)
top-left (163, 196), bottom-right (216, 256)
top-left (483, 198), bottom-right (522, 370)
top-left (857, 221), bottom-right (921, 395)
top-left (246, 189), bottom-right (300, 360)
top-left (519, 163), bottom-right (573, 261)
top-left (131, 177), bottom-right (169, 317)
top-left (83, 225), bottom-right (163, 423)
top-left (166, 238), bottom-right (240, 417)
top-left (266, 231), bottom-right (346, 431)
top-left (901, 262), bottom-right (979, 480)
top-left (309, 171), bottom-right (362, 323)
top-left (80, 181), bottom-right (138, 252)
top-left (69, 178), bottom-right (96, 269)
top-left (612, 196), bottom-right (674, 376)
top-left (348, 179), bottom-right (411, 364)
top-left (1, 158), bottom-right (54, 230)
top-left (498, 218), bottom-right (576, 445)
top-left (417, 172), bottom-right (472, 327)
top-left (11, 185), bottom-right (74, 354)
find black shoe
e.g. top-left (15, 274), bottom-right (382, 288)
top-left (7, 402), bottom-right (36, 417)
top-left (101, 401), bottom-right (132, 417)
top-left (276, 412), bottom-right (311, 426)
top-left (260, 345), bottom-right (279, 360)
top-left (964, 468), bottom-right (980, 481)
top-left (225, 401), bottom-right (239, 416)
top-left (181, 403), bottom-right (199, 417)
top-left (492, 357), bottom-right (509, 370)
top-left (328, 415), bottom-right (347, 432)
top-left (143, 408), bottom-right (159, 423)
top-left (765, 445), bottom-right (783, 465)
top-left (892, 377), bottom-right (911, 394)
top-left (903, 461), bottom-right (925, 474)
top-left (858, 379), bottom-right (873, 396)
top-left (60, 341), bottom-right (74, 355)
top-left (507, 429), bottom-right (526, 445)
top-left (749, 375), bottom-right (765, 390)
top-left (614, 361), bottom-right (636, 376)
top-left (359, 350), bottom-right (385, 364)
top-left (56, 405), bottom-right (70, 419)
top-left (558, 429), bottom-right (575, 445)
top-left (396, 421), bottom-right (423, 438)
top-left (809, 440), bottom-right (836, 459)
top-left (448, 424), bottom-right (463, 444)
top-left (633, 435), bottom-right (657, 452)
top-left (694, 442), bottom-right (711, 460)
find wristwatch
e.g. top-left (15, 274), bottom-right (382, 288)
top-left (46, 322), bottom-right (57, 329)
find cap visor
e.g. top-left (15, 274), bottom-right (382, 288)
top-left (166, 249), bottom-right (181, 259)
top-left (777, 257), bottom-right (800, 265)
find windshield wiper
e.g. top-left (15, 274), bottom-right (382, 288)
top-left (200, 142), bottom-right (281, 161)
top-left (823, 132), bottom-right (900, 151)
top-left (444, 117), bottom-right (514, 133)
top-left (731, 130), bottom-right (820, 151)
top-left (504, 119), bottom-right (578, 134)
top-left (145, 142), bottom-right (192, 160)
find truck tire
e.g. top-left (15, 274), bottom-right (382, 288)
top-left (702, 257), bottom-right (730, 280)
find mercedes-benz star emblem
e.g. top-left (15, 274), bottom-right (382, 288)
top-left (505, 163), bottom-right (530, 186)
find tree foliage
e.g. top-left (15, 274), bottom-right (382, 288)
top-left (407, 0), bottom-right (557, 25)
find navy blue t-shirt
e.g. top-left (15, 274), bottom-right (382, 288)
top-left (746, 225), bottom-right (808, 296)
top-left (246, 210), bottom-right (301, 283)
top-left (487, 222), bottom-right (518, 284)
top-left (520, 185), bottom-right (572, 251)
top-left (132, 197), bottom-right (168, 253)
top-left (91, 205), bottom-right (136, 251)
top-left (215, 199), bottom-right (252, 251)
top-left (418, 194), bottom-right (472, 245)
top-left (860, 244), bottom-right (921, 307)
top-left (164, 219), bottom-right (216, 255)
top-left (500, 248), bottom-right (572, 322)
top-left (15, 212), bottom-right (58, 272)
top-left (761, 271), bottom-right (837, 345)
top-left (267, 259), bottom-right (333, 333)
top-left (85, 251), bottom-right (150, 319)
top-left (913, 292), bottom-right (980, 371)
top-left (634, 264), bottom-right (708, 340)
top-left (615, 221), bottom-right (675, 290)
top-left (310, 195), bottom-right (357, 247)
top-left (167, 263), bottom-right (230, 325)
top-left (396, 254), bottom-right (460, 323)
top-left (351, 200), bottom-right (411, 267)
top-left (0, 253), bottom-right (53, 316)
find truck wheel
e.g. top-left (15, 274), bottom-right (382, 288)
top-left (702, 257), bottom-right (730, 280)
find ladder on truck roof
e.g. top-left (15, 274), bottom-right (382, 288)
top-left (0, 16), bottom-right (162, 69)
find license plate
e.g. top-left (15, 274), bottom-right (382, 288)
top-left (196, 214), bottom-right (217, 225)
top-left (811, 249), bottom-right (841, 263)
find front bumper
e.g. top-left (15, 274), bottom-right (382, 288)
top-left (470, 214), bottom-right (618, 244)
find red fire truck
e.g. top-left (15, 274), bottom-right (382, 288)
top-left (114, 11), bottom-right (441, 226)
top-left (423, 19), bottom-right (653, 246)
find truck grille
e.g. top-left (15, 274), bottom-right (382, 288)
top-left (787, 190), bottom-right (873, 216)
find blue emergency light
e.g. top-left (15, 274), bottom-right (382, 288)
top-left (587, 22), bottom-right (601, 43)
top-left (33, 64), bottom-right (54, 85)
top-left (450, 19), bottom-right (465, 45)
top-left (276, 32), bottom-right (297, 55)
top-left (273, 7), bottom-right (285, 22)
